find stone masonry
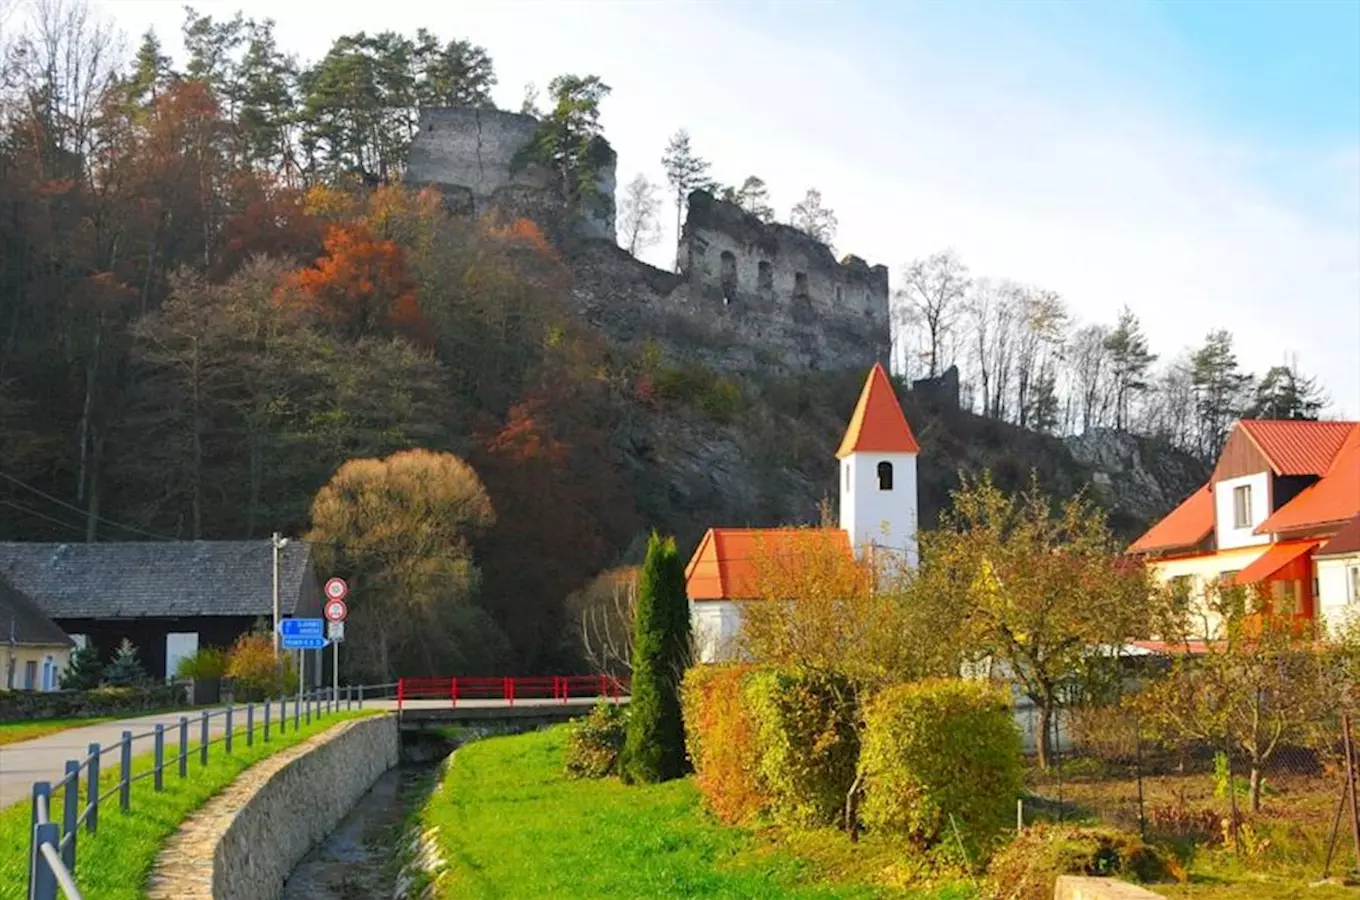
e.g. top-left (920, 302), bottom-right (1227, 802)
top-left (145, 714), bottom-right (399, 900)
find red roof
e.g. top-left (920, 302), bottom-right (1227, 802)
top-left (1234, 539), bottom-right (1319, 586)
top-left (685, 528), bottom-right (852, 601)
top-left (1318, 514), bottom-right (1360, 558)
top-left (835, 363), bottom-right (920, 459)
top-left (1257, 425), bottom-right (1360, 535)
top-left (1238, 420), bottom-right (1357, 476)
top-left (1127, 485), bottom-right (1214, 554)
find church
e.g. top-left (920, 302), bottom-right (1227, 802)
top-left (685, 363), bottom-right (922, 662)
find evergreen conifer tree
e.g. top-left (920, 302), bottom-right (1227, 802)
top-left (59, 642), bottom-right (103, 690)
top-left (102, 639), bottom-right (148, 687)
top-left (621, 531), bottom-right (692, 783)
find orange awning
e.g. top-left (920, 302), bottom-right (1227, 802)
top-left (1235, 540), bottom-right (1319, 586)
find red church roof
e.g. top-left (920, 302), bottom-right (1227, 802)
top-left (835, 363), bottom-right (919, 459)
top-left (685, 528), bottom-right (852, 601)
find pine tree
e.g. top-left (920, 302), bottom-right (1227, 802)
top-left (60, 643), bottom-right (103, 690)
top-left (102, 639), bottom-right (149, 687)
top-left (1191, 329), bottom-right (1253, 460)
top-left (661, 129), bottom-right (714, 270)
top-left (1103, 306), bottom-right (1156, 431)
top-left (1245, 364), bottom-right (1327, 420)
top-left (621, 531), bottom-right (692, 783)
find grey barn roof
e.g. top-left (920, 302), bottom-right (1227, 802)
top-left (0, 541), bottom-right (317, 620)
top-left (0, 575), bottom-right (72, 646)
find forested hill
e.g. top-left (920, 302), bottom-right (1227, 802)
top-left (1, 6), bottom-right (1211, 673)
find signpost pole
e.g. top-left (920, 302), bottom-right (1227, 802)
top-left (332, 640), bottom-right (339, 713)
top-left (296, 649), bottom-right (303, 723)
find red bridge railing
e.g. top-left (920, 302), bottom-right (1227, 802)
top-left (396, 675), bottom-right (629, 711)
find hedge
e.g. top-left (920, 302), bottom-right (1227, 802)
top-left (858, 678), bottom-right (1023, 851)
top-left (745, 667), bottom-right (859, 828)
top-left (681, 664), bottom-right (765, 824)
top-left (564, 700), bottom-right (628, 779)
top-left (0, 684), bottom-right (186, 723)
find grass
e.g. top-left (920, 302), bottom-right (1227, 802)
top-left (421, 726), bottom-right (973, 900)
top-left (0, 717), bottom-right (123, 746)
top-left (0, 706), bottom-right (381, 900)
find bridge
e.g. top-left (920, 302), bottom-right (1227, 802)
top-left (393, 675), bottom-right (630, 727)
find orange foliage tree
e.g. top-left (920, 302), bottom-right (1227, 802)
top-left (682, 664), bottom-right (766, 824)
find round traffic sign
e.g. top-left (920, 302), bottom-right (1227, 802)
top-left (324, 577), bottom-right (348, 601)
top-left (324, 598), bottom-right (348, 622)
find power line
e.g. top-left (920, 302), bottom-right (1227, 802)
top-left (0, 499), bottom-right (86, 537)
top-left (0, 470), bottom-right (175, 541)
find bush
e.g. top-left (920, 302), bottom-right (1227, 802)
top-left (1066, 703), bottom-right (1142, 764)
top-left (175, 647), bottom-right (229, 681)
top-left (745, 667), bottom-right (859, 828)
top-left (859, 679), bottom-right (1024, 852)
top-left (59, 643), bottom-right (102, 690)
top-left (985, 825), bottom-right (1169, 900)
top-left (564, 700), bottom-right (628, 779)
top-left (653, 364), bottom-right (743, 423)
top-left (682, 664), bottom-right (765, 824)
top-left (226, 632), bottom-right (297, 700)
top-left (0, 684), bottom-right (186, 722)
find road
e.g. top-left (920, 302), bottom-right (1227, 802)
top-left (0, 696), bottom-right (619, 811)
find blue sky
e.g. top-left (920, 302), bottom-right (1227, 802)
top-left (98, 0), bottom-right (1360, 415)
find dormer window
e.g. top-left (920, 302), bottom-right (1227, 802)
top-left (877, 461), bottom-right (893, 491)
top-left (1233, 485), bottom-right (1252, 528)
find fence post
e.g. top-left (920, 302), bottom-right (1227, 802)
top-left (86, 742), bottom-right (101, 835)
top-left (30, 780), bottom-right (50, 898)
top-left (346, 684), bottom-right (352, 711)
top-left (305, 692), bottom-right (312, 726)
top-left (32, 821), bottom-right (59, 900)
top-left (178, 717), bottom-right (189, 778)
top-left (154, 725), bottom-right (165, 791)
top-left (61, 759), bottom-right (78, 872)
top-left (225, 706), bottom-right (234, 755)
top-left (246, 704), bottom-right (254, 748)
top-left (120, 731), bottom-right (132, 811)
top-left (200, 712), bottom-right (209, 766)
top-left (294, 693), bottom-right (300, 730)
top-left (358, 683), bottom-right (364, 709)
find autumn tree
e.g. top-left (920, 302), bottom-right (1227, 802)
top-left (661, 128), bottom-right (713, 269)
top-left (789, 188), bottom-right (837, 248)
top-left (288, 222), bottom-right (427, 343)
top-left (917, 472), bottom-right (1155, 768)
top-left (1104, 306), bottom-right (1157, 431)
top-left (897, 250), bottom-right (971, 379)
top-left (306, 449), bottom-right (503, 680)
top-left (617, 173), bottom-right (661, 256)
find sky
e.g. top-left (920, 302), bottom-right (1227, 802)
top-left (95, 0), bottom-right (1360, 416)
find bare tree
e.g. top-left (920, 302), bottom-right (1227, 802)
top-left (896, 250), bottom-right (970, 378)
top-left (1013, 289), bottom-right (1067, 428)
top-left (789, 187), bottom-right (837, 247)
top-left (617, 172), bottom-right (661, 257)
top-left (963, 279), bottom-right (1019, 420)
top-left (1136, 354), bottom-right (1197, 452)
top-left (570, 567), bottom-right (639, 676)
top-left (1067, 324), bottom-right (1114, 432)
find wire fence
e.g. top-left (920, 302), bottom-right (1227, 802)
top-left (26, 681), bottom-right (399, 900)
top-left (1021, 700), bottom-right (1360, 883)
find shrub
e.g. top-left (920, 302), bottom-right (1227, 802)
top-left (175, 647), bottom-right (229, 681)
top-left (621, 532), bottom-right (692, 784)
top-left (59, 643), bottom-right (102, 690)
top-left (985, 825), bottom-right (1169, 900)
top-left (681, 664), bottom-right (765, 824)
top-left (1066, 703), bottom-right (1142, 764)
top-left (0, 684), bottom-right (186, 722)
top-left (226, 632), bottom-right (297, 700)
top-left (564, 700), bottom-right (628, 779)
top-left (745, 667), bottom-right (859, 828)
top-left (859, 679), bottom-right (1024, 852)
top-left (653, 364), bottom-right (743, 423)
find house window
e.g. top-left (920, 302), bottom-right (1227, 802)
top-left (23, 660), bottom-right (36, 691)
top-left (720, 251), bottom-right (737, 301)
top-left (835, 285), bottom-right (843, 303)
top-left (758, 261), bottom-right (773, 291)
top-left (1349, 565), bottom-right (1360, 603)
top-left (1233, 485), bottom-right (1252, 528)
top-left (877, 461), bottom-right (893, 491)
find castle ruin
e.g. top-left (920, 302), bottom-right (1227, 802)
top-left (406, 107), bottom-right (890, 374)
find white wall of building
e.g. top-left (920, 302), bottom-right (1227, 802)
top-left (1148, 545), bottom-right (1271, 639)
top-left (1318, 553), bottom-right (1360, 636)
top-left (1214, 472), bottom-right (1271, 551)
top-left (840, 451), bottom-right (919, 566)
top-left (691, 600), bottom-right (743, 664)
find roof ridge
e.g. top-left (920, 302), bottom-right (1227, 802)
top-left (835, 362), bottom-right (920, 458)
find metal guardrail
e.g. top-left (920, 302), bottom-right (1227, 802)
top-left (26, 681), bottom-right (399, 900)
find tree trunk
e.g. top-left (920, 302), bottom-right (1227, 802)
top-left (844, 770), bottom-right (864, 842)
top-left (1249, 763), bottom-right (1262, 813)
top-left (1037, 701), bottom-right (1054, 771)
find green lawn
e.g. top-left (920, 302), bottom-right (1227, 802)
top-left (0, 716), bottom-right (123, 746)
top-left (0, 707), bottom-right (380, 900)
top-left (422, 726), bottom-right (974, 900)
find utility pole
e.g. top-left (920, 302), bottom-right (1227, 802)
top-left (271, 532), bottom-right (289, 653)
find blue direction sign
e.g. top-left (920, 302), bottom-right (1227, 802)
top-left (280, 618), bottom-right (325, 638)
top-left (282, 635), bottom-right (329, 650)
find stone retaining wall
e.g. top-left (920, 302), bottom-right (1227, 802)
top-left (146, 714), bottom-right (400, 900)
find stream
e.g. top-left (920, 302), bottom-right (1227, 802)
top-left (281, 763), bottom-right (439, 900)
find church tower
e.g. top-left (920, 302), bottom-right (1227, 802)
top-left (836, 363), bottom-right (921, 567)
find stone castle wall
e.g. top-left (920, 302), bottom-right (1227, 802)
top-left (406, 106), bottom-right (616, 241)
